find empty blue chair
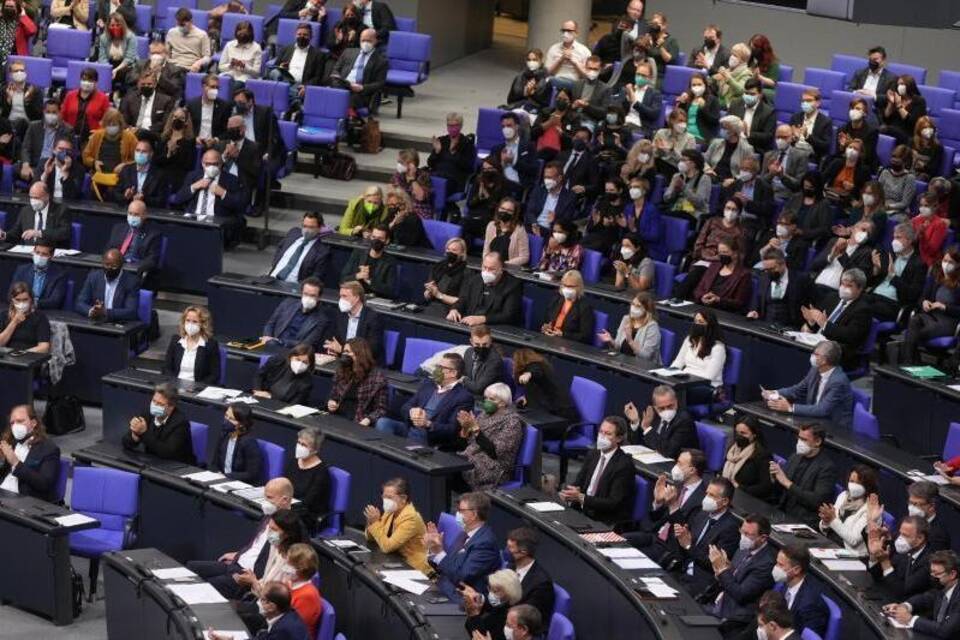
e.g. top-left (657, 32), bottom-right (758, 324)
top-left (688, 346), bottom-right (743, 418)
top-left (552, 583), bottom-right (571, 618)
top-left (429, 176), bottom-right (449, 216)
top-left (919, 84), bottom-right (956, 118)
top-left (298, 87), bottom-right (350, 163)
top-left (887, 62), bottom-right (926, 85)
top-left (276, 18), bottom-right (320, 48)
top-left (830, 54), bottom-right (863, 84)
top-left (70, 222), bottom-right (82, 251)
top-left (658, 216), bottom-right (690, 265)
top-left (276, 120), bottom-right (298, 177)
top-left (942, 422), bottom-right (960, 461)
top-left (134, 4), bottom-right (152, 33)
top-left (803, 68), bottom-right (846, 113)
top-left (659, 327), bottom-right (677, 364)
top-left (256, 439), bottom-right (284, 483)
top-left (543, 377), bottom-right (607, 482)
top-left (851, 387), bottom-right (870, 412)
top-left (54, 457), bottom-right (72, 504)
top-left (581, 249), bottom-right (602, 284)
top-left (778, 64), bottom-right (794, 82)
top-left (48, 29), bottom-right (92, 83)
top-left (319, 467), bottom-right (351, 537)
top-left (821, 594), bottom-right (842, 640)
top-left (631, 475), bottom-right (650, 523)
top-left (774, 82), bottom-right (816, 122)
top-left (437, 512), bottom-right (461, 554)
top-left (383, 330), bottom-right (400, 368)
top-left (653, 260), bottom-right (676, 299)
top-left (939, 70), bottom-right (960, 107)
top-left (394, 16), bottom-right (417, 32)
top-left (245, 79), bottom-right (279, 110)
top-left (385, 32), bottom-right (432, 118)
top-left (132, 289), bottom-right (152, 354)
top-left (316, 598), bottom-right (336, 640)
top-left (62, 279), bottom-right (75, 310)
top-left (69, 467), bottom-right (140, 600)
top-left (940, 109), bottom-right (960, 150)
top-left (501, 425), bottom-right (539, 489)
top-left (7, 56), bottom-right (52, 90)
top-left (694, 421), bottom-right (728, 472)
top-left (592, 310), bottom-right (608, 348)
top-left (852, 404), bottom-right (879, 440)
top-left (66, 60), bottom-right (112, 94)
top-left (528, 233), bottom-right (544, 267)
top-left (422, 219), bottom-right (462, 252)
top-left (547, 612), bottom-right (575, 640)
top-left (400, 338), bottom-right (454, 375)
top-left (475, 107), bottom-right (509, 158)
top-left (189, 421), bottom-right (210, 466)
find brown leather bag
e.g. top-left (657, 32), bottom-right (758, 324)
top-left (359, 117), bottom-right (382, 154)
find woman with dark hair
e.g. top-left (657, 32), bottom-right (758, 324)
top-left (583, 179), bottom-right (626, 252)
top-left (878, 144), bottom-right (917, 215)
top-left (0, 0), bottom-right (37, 72)
top-left (323, 2), bottom-right (362, 79)
top-left (663, 148), bottom-right (711, 221)
top-left (327, 337), bottom-right (387, 427)
top-left (836, 97), bottom-right (879, 170)
top-left (691, 236), bottom-right (754, 313)
top-left (465, 155), bottom-right (507, 242)
top-left (505, 48), bottom-right (550, 111)
top-left (652, 108), bottom-right (696, 176)
top-left (781, 171), bottom-right (833, 249)
top-left (0, 282), bottom-right (50, 353)
top-left (911, 116), bottom-right (944, 181)
top-left (838, 181), bottom-right (888, 245)
top-left (513, 348), bottom-right (578, 422)
top-left (692, 196), bottom-right (751, 263)
top-left (530, 87), bottom-right (578, 162)
top-left (285, 426), bottom-right (330, 530)
top-left (898, 246), bottom-right (960, 364)
top-left (252, 343), bottom-right (315, 404)
top-left (234, 508), bottom-right (307, 600)
top-left (818, 464), bottom-right (879, 557)
top-left (747, 34), bottom-right (780, 101)
top-left (720, 415), bottom-right (773, 500)
top-left (670, 310), bottom-right (726, 399)
top-left (612, 232), bottom-right (653, 292)
top-left (210, 403), bottom-right (262, 484)
top-left (674, 72), bottom-right (720, 144)
top-left (538, 220), bottom-right (583, 273)
top-left (822, 137), bottom-right (871, 209)
top-left (483, 197), bottom-right (529, 266)
top-left (0, 403), bottom-right (60, 503)
top-left (219, 19), bottom-right (263, 83)
top-left (881, 74), bottom-right (927, 145)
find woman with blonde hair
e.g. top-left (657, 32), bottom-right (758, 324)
top-left (463, 568), bottom-right (523, 638)
top-left (620, 138), bottom-right (657, 183)
top-left (83, 107), bottom-right (137, 200)
top-left (384, 187), bottom-right (428, 247)
top-left (162, 305), bottom-right (222, 384)
top-left (392, 148), bottom-right (434, 219)
top-left (339, 185), bottom-right (385, 236)
top-left (424, 237), bottom-right (467, 307)
top-left (598, 292), bottom-right (661, 363)
top-left (541, 269), bottom-right (595, 344)
top-left (0, 403), bottom-right (60, 503)
top-left (158, 106), bottom-right (197, 187)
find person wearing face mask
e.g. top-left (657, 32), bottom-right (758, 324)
top-left (620, 138), bottom-right (657, 185)
top-left (881, 74), bottom-right (927, 146)
top-left (172, 148), bottom-right (248, 244)
top-left (671, 311), bottom-right (728, 396)
top-left (325, 280), bottom-right (383, 358)
top-left (713, 42), bottom-right (752, 109)
top-left (718, 416), bottom-right (774, 500)
top-left (426, 112), bottom-right (476, 194)
top-left (390, 147), bottom-right (434, 219)
top-left (811, 220), bottom-right (877, 303)
top-left (692, 236), bottom-right (755, 314)
top-left (753, 597), bottom-right (797, 640)
top-left (899, 482), bottom-right (951, 552)
top-left (835, 97), bottom-right (879, 171)
top-left (490, 112), bottom-right (538, 191)
top-left (449, 251), bottom-right (522, 327)
top-left (270, 23), bottom-right (324, 118)
top-left (653, 109), bottom-right (697, 175)
top-left (462, 569), bottom-right (523, 640)
top-left (424, 492), bottom-right (501, 596)
top-left (186, 74), bottom-right (230, 146)
top-left (688, 24), bottom-right (729, 76)
top-left (773, 545), bottom-right (830, 637)
top-left (583, 189), bottom-right (625, 254)
top-left (788, 88), bottom-right (833, 162)
top-left (530, 87), bottom-right (579, 163)
top-left (483, 198), bottom-right (530, 267)
top-left (0, 60), bottom-right (41, 138)
top-left (281, 426), bottom-right (329, 532)
top-left (669, 477), bottom-right (740, 595)
top-left (320, 3), bottom-right (361, 72)
top-left (727, 79), bottom-right (776, 154)
top-left (326, 337), bottom-right (386, 427)
top-left (543, 20), bottom-right (591, 89)
top-left (884, 550), bottom-right (960, 638)
top-left (878, 143), bottom-right (917, 216)
top-left (364, 477), bottom-right (430, 574)
top-left (868, 222), bottom-right (925, 322)
top-left (868, 515), bottom-right (935, 600)
top-left (556, 126), bottom-right (600, 206)
top-left (60, 67), bottom-right (109, 145)
top-left (82, 108), bottom-right (138, 200)
top-left (748, 247), bottom-right (814, 329)
top-left (567, 55), bottom-right (613, 127)
top-left (1, 181), bottom-right (70, 248)
top-left (722, 156), bottom-right (775, 236)
top-left (910, 116), bottom-right (943, 181)
top-left (540, 269), bottom-right (594, 344)
top-left (663, 148), bottom-right (712, 220)
top-left (804, 267), bottom-right (873, 369)
top-left (676, 73), bottom-right (721, 145)
top-left (559, 416), bottom-right (636, 525)
top-left (693, 197), bottom-right (751, 263)
top-left (219, 20), bottom-right (263, 83)
top-left (511, 346), bottom-right (578, 422)
top-left (765, 340), bottom-right (852, 428)
top-left (537, 220), bottom-right (583, 274)
top-left (269, 211), bottom-right (331, 284)
top-left (40, 135), bottom-right (87, 201)
top-left (601, 291), bottom-right (660, 360)
top-left (425, 237), bottom-right (468, 306)
top-left (504, 47), bottom-right (550, 112)
top-left (710, 514), bottom-right (776, 637)
top-left (97, 12), bottom-right (137, 90)
top-left (896, 245), bottom-right (960, 365)
top-left (624, 384), bottom-right (695, 453)
top-left (261, 277), bottom-right (329, 351)
top-left (453, 382), bottom-right (522, 491)
top-left (119, 70), bottom-right (174, 138)
top-left (214, 581), bottom-right (309, 640)
top-left (121, 383), bottom-right (196, 463)
top-left (621, 60), bottom-right (662, 139)
top-left (209, 403), bottom-right (262, 483)
top-left (818, 464), bottom-right (878, 557)
top-left (752, 212), bottom-right (809, 272)
top-left (822, 138), bottom-right (870, 208)
top-left (383, 187), bottom-right (428, 248)
top-left (339, 223), bottom-right (396, 297)
top-left (74, 248), bottom-right (140, 321)
top-left (10, 240), bottom-right (65, 310)
top-left (849, 45), bottom-right (897, 100)
top-left (252, 343), bottom-right (315, 404)
top-left (19, 98), bottom-right (74, 184)
top-left (0, 282), bottom-right (48, 354)
top-left (339, 185), bottom-right (386, 236)
top-left (761, 125), bottom-right (812, 201)
top-left (328, 27), bottom-right (388, 111)
top-left (461, 324), bottom-right (504, 396)
top-left (466, 157), bottom-right (508, 241)
top-left (219, 114), bottom-right (261, 197)
top-left (837, 180), bottom-right (887, 246)
top-left (113, 136), bottom-right (170, 208)
top-left (705, 115), bottom-right (755, 186)
top-left (911, 192), bottom-right (949, 268)
top-left (162, 305), bottom-right (222, 384)
top-left (781, 170), bottom-right (834, 249)
top-left (166, 8), bottom-right (213, 73)
top-left (768, 423), bottom-right (837, 527)
top-left (621, 179), bottom-right (662, 248)
top-left (129, 42), bottom-right (185, 102)
top-left (0, 404), bottom-right (60, 503)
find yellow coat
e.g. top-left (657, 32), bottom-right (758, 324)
top-left (365, 502), bottom-right (430, 575)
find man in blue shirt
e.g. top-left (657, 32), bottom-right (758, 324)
top-left (261, 277), bottom-right (328, 351)
top-left (10, 239), bottom-right (66, 310)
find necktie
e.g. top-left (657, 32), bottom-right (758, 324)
top-left (733, 551), bottom-right (750, 576)
top-left (354, 52), bottom-right (368, 79)
top-left (564, 151), bottom-right (580, 177)
top-left (694, 517), bottom-right (714, 547)
top-left (827, 301), bottom-right (847, 324)
top-left (471, 355), bottom-right (480, 379)
top-left (199, 186), bottom-right (210, 216)
top-left (275, 239), bottom-right (307, 281)
top-left (33, 270), bottom-right (45, 299)
top-left (37, 209), bottom-right (44, 232)
top-left (120, 229), bottom-right (135, 256)
top-left (936, 592), bottom-right (950, 622)
top-left (658, 419), bottom-right (669, 435)
top-left (586, 454), bottom-right (607, 496)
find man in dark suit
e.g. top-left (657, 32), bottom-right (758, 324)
top-left (339, 224), bottom-right (397, 298)
top-left (106, 200), bottom-right (163, 283)
top-left (187, 74), bottom-right (230, 146)
top-left (868, 515), bottom-right (935, 600)
top-left (269, 211), bottom-right (331, 284)
top-left (571, 56), bottom-right (613, 126)
top-left (523, 162), bottom-right (579, 235)
top-left (848, 46), bottom-right (898, 105)
top-left (772, 544), bottom-right (829, 638)
top-left (424, 492), bottom-right (501, 596)
top-left (18, 99), bottom-right (73, 184)
top-left (767, 340), bottom-right (853, 429)
top-left (688, 24), bottom-right (729, 77)
top-left (727, 79), bottom-right (776, 154)
top-left (624, 384), bottom-right (698, 458)
top-left (128, 41), bottom-right (186, 101)
top-left (0, 405), bottom-right (61, 503)
top-left (751, 213), bottom-right (811, 275)
top-left (462, 324), bottom-right (505, 397)
top-left (121, 382), bottom-right (196, 464)
top-left (748, 247), bottom-right (814, 329)
top-left (885, 550), bottom-right (960, 638)
top-left (220, 114), bottom-right (261, 197)
top-left (769, 424), bottom-right (836, 526)
top-left (11, 240), bottom-right (66, 310)
top-left (489, 112), bottom-right (538, 192)
top-left (556, 127), bottom-right (600, 206)
top-left (211, 579), bottom-right (310, 640)
top-left (788, 87), bottom-right (833, 161)
top-left (449, 252), bottom-right (522, 327)
top-left (622, 60), bottom-right (662, 139)
top-left (711, 514), bottom-right (777, 637)
top-left (74, 249), bottom-right (140, 322)
top-left (720, 156), bottom-right (775, 232)
top-left (119, 69), bottom-right (174, 137)
top-left (907, 481), bottom-right (953, 552)
top-left (329, 29), bottom-right (389, 111)
top-left (354, 0), bottom-right (396, 45)
top-left (39, 136), bottom-right (86, 201)
top-left (761, 125), bottom-right (813, 201)
top-left (325, 280), bottom-right (384, 359)
top-left (505, 527), bottom-right (555, 622)
top-left (170, 148), bottom-right (248, 246)
top-left (270, 22), bottom-right (326, 115)
top-left (0, 182), bottom-right (71, 248)
top-left (559, 416), bottom-right (637, 526)
top-left (867, 222), bottom-right (926, 322)
top-left (231, 88), bottom-right (286, 181)
top-left (803, 268), bottom-right (874, 371)
top-left (754, 597), bottom-right (797, 640)
top-left (671, 477), bottom-right (740, 597)
top-left (114, 136), bottom-right (169, 208)
top-left (261, 277), bottom-right (329, 351)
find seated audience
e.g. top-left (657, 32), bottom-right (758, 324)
top-left (728, 79), bottom-right (775, 155)
top-left (691, 237), bottom-right (754, 313)
top-left (811, 220), bottom-right (876, 302)
top-left (880, 74), bottom-right (927, 145)
top-left (721, 156), bottom-right (775, 232)
top-left (769, 424), bottom-right (836, 526)
top-left (1, 282), bottom-right (50, 353)
top-left (710, 513), bottom-right (776, 638)
top-left (0, 404), bottom-right (60, 502)
top-left (663, 149), bottom-right (711, 220)
top-left (882, 550), bottom-right (960, 638)
top-left (383, 188), bottom-right (428, 248)
top-left (748, 247), bottom-right (814, 328)
top-left (82, 108), bottom-right (137, 195)
top-left (819, 464), bottom-right (878, 557)
top-left (462, 324), bottom-right (504, 397)
top-left (689, 24), bottom-right (729, 76)
top-left (752, 212), bottom-right (809, 272)
top-left (868, 222), bottom-right (925, 322)
top-left (541, 270), bottom-right (594, 344)
top-left (505, 47), bottom-right (550, 111)
top-left (1, 181), bottom-right (70, 247)
top-left (1, 58), bottom-right (41, 137)
top-left (261, 277), bottom-right (328, 351)
top-left (848, 46), bottom-right (896, 100)
top-left (40, 136), bottom-right (86, 201)
top-left (269, 22), bottom-right (325, 117)
top-left (841, 181), bottom-right (888, 245)
top-left (107, 201), bottom-right (163, 283)
top-left (326, 337), bottom-right (387, 427)
top-left (320, 3), bottom-right (361, 75)
top-left (765, 340), bottom-right (853, 429)
top-left (329, 28), bottom-right (388, 111)
top-left (483, 198), bottom-right (529, 267)
top-left (720, 416), bottom-right (774, 500)
top-left (912, 193), bottom-right (949, 267)
top-left (773, 544), bottom-right (830, 637)
top-left (269, 212), bottom-right (331, 284)
top-left (462, 569), bottom-right (522, 640)
top-left (424, 492), bottom-right (501, 594)
top-left (339, 185), bottom-right (385, 236)
top-left (788, 88), bottom-right (832, 162)
top-left (74, 249), bottom-right (140, 321)
top-left (285, 427), bottom-right (330, 531)
top-left (391, 148), bottom-right (433, 219)
top-left (448, 252), bottom-right (522, 327)
top-left (187, 74), bottom-right (229, 147)
top-left (502, 527), bottom-right (555, 621)
top-left (465, 157), bottom-right (507, 242)
top-left (252, 343), bottom-right (316, 404)
top-left (524, 161), bottom-right (577, 235)
top-left (897, 247), bottom-right (960, 365)
top-left (804, 268), bottom-right (873, 369)
top-left (324, 281), bottom-right (383, 358)
top-left (868, 515), bottom-right (934, 599)
top-left (753, 596), bottom-right (797, 640)
top-left (19, 100), bottom-right (73, 184)
top-left (599, 291), bottom-right (661, 362)
top-left (426, 112), bottom-right (475, 194)
top-left (114, 135), bottom-right (169, 207)
top-left (502, 604), bottom-right (542, 640)
top-left (558, 127), bottom-right (600, 208)
top-left (675, 72), bottom-right (721, 145)
top-left (130, 41), bottom-right (185, 101)
top-left (364, 477), bottom-right (430, 574)
top-left (582, 184), bottom-right (625, 254)
top-left (624, 384), bottom-right (696, 456)
top-left (912, 116), bottom-right (944, 181)
top-left (219, 20), bottom-right (262, 83)
top-left (901, 481), bottom-right (952, 552)
top-left (158, 107), bottom-right (197, 186)
top-left (569, 55), bottom-right (613, 129)
top-left (11, 241), bottom-right (65, 310)
top-left (339, 224), bottom-right (397, 298)
top-left (513, 348), bottom-right (578, 423)
top-left (424, 237), bottom-right (468, 308)
top-left (878, 144), bottom-right (917, 215)
top-left (670, 310), bottom-right (727, 400)
top-left (171, 148), bottom-right (248, 246)
top-left (612, 233), bottom-right (654, 292)
top-left (453, 382), bottom-right (523, 491)
top-left (622, 61), bottom-right (662, 139)
top-left (837, 97), bottom-right (879, 170)
top-left (692, 198), bottom-right (751, 263)
top-left (211, 403), bottom-right (263, 484)
top-left (98, 12), bottom-right (138, 88)
top-left (705, 115), bottom-right (755, 184)
top-left (121, 382), bottom-right (196, 464)
top-left (671, 477), bottom-right (740, 596)
top-left (620, 138), bottom-right (657, 185)
top-left (162, 305), bottom-right (221, 384)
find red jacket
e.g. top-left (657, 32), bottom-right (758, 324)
top-left (14, 15), bottom-right (36, 56)
top-left (60, 89), bottom-right (110, 136)
top-left (912, 214), bottom-right (948, 267)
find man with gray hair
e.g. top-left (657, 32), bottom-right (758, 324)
top-left (801, 267), bottom-right (873, 370)
top-left (868, 221), bottom-right (925, 322)
top-left (504, 603), bottom-right (543, 640)
top-left (329, 28), bottom-right (388, 111)
top-left (704, 114), bottom-right (754, 185)
top-left (623, 385), bottom-right (697, 457)
top-left (763, 339), bottom-right (853, 429)
top-left (121, 381), bottom-right (196, 464)
top-left (426, 112), bottom-right (476, 193)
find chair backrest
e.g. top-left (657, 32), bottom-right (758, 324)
top-left (184, 72), bottom-right (232, 102)
top-left (631, 474), bottom-right (650, 522)
top-left (852, 404), bottom-right (879, 440)
top-left (437, 512), bottom-right (461, 554)
top-left (581, 248), bottom-right (602, 284)
top-left (722, 346), bottom-right (743, 395)
top-left (653, 260), bottom-right (676, 299)
top-left (661, 65), bottom-right (702, 102)
top-left (778, 64), bottom-right (794, 82)
top-left (55, 457), bottom-right (72, 504)
top-left (400, 338), bottom-right (455, 375)
top-left (851, 387), bottom-right (870, 412)
top-left (395, 16), bottom-right (417, 32)
top-left (66, 60), bottom-right (113, 94)
top-left (570, 376), bottom-right (607, 438)
top-left (62, 279), bottom-right (75, 310)
top-left (386, 32), bottom-right (432, 82)
top-left (166, 7), bottom-right (209, 32)
top-left (220, 13), bottom-right (264, 45)
top-left (774, 82), bottom-right (816, 122)
top-left (887, 62), bottom-right (926, 85)
top-left (801, 629), bottom-right (823, 640)
top-left (7, 56), bottom-right (52, 90)
top-left (552, 583), bottom-right (571, 618)
top-left (136, 35), bottom-right (149, 60)
top-left (939, 70), bottom-right (960, 105)
top-left (521, 296), bottom-right (535, 331)
top-left (830, 53), bottom-right (863, 84)
top-left (137, 290), bottom-right (152, 325)
top-left (316, 597), bottom-right (336, 640)
top-left (943, 422), bottom-right (960, 461)
top-left (47, 28), bottom-right (92, 69)
top-left (324, 466), bottom-right (351, 536)
top-left (134, 4), bottom-right (152, 33)
top-left (591, 310), bottom-right (608, 348)
top-left (70, 222), bottom-right (82, 251)
top-left (919, 84), bottom-right (956, 118)
top-left (422, 219), bottom-right (461, 252)
top-left (659, 327), bottom-right (677, 364)
top-left (659, 216), bottom-right (690, 264)
top-left (694, 421), bottom-right (728, 472)
top-left (70, 466), bottom-right (140, 531)
top-left (821, 594), bottom-right (842, 640)
top-left (277, 18), bottom-right (321, 48)
top-left (547, 612), bottom-right (575, 640)
top-left (507, 425), bottom-right (540, 486)
top-left (383, 330), bottom-right (400, 368)
top-left (876, 133), bottom-right (896, 167)
top-left (302, 86), bottom-right (351, 129)
top-left (527, 233), bottom-right (545, 267)
top-left (245, 79), bottom-right (278, 110)
top-left (256, 439), bottom-right (285, 483)
top-left (940, 109), bottom-right (960, 150)
top-left (802, 68), bottom-right (847, 112)
top-left (189, 421), bottom-right (209, 466)
top-left (475, 107), bottom-right (508, 156)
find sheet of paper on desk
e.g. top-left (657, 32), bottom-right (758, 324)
top-left (649, 368), bottom-right (684, 377)
top-left (621, 445), bottom-right (654, 455)
top-left (328, 539), bottom-right (365, 549)
top-left (210, 480), bottom-right (253, 493)
top-left (599, 547), bottom-right (644, 558)
top-left (614, 557), bottom-right (660, 570)
top-left (809, 548), bottom-right (860, 560)
top-left (786, 332), bottom-right (827, 346)
top-left (276, 404), bottom-right (320, 418)
top-left (7, 245), bottom-right (34, 254)
top-left (152, 567), bottom-right (198, 580)
top-left (663, 300), bottom-right (693, 308)
top-left (54, 249), bottom-right (81, 256)
top-left (526, 501), bottom-right (566, 512)
top-left (181, 471), bottom-right (227, 483)
top-left (382, 573), bottom-right (431, 595)
top-left (639, 577), bottom-right (678, 597)
top-left (381, 569), bottom-right (429, 581)
top-left (167, 583), bottom-right (228, 604)
top-left (821, 559), bottom-right (867, 572)
top-left (633, 452), bottom-right (674, 464)
top-left (230, 396), bottom-right (260, 405)
top-left (196, 386), bottom-right (243, 400)
top-left (54, 513), bottom-right (97, 527)
top-left (907, 470), bottom-right (949, 485)
top-left (205, 631), bottom-right (248, 640)
top-left (772, 524), bottom-right (817, 534)
top-left (949, 384), bottom-right (960, 393)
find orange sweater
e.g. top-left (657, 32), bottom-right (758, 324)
top-left (291, 582), bottom-right (323, 637)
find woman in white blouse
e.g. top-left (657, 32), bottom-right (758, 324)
top-left (219, 20), bottom-right (263, 83)
top-left (818, 464), bottom-right (877, 557)
top-left (233, 509), bottom-right (307, 599)
top-left (162, 306), bottom-right (222, 384)
top-left (598, 292), bottom-right (661, 364)
top-left (670, 310), bottom-right (726, 403)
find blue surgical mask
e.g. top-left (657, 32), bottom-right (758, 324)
top-left (743, 93), bottom-right (758, 107)
top-left (134, 151), bottom-right (149, 166)
top-left (455, 511), bottom-right (466, 529)
top-left (149, 402), bottom-right (165, 417)
top-left (127, 215), bottom-right (142, 228)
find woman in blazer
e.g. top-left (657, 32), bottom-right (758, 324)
top-left (720, 416), bottom-right (774, 500)
top-left (822, 138), bottom-right (871, 210)
top-left (598, 292), bottom-right (661, 364)
top-left (163, 306), bottom-right (222, 384)
top-left (691, 236), bottom-right (754, 313)
top-left (327, 338), bottom-right (387, 427)
top-left (818, 464), bottom-right (878, 557)
top-left (424, 237), bottom-right (468, 307)
top-left (483, 198), bottom-right (529, 267)
top-left (541, 269), bottom-right (594, 344)
top-left (675, 72), bottom-right (721, 144)
top-left (364, 477), bottom-right (430, 574)
top-left (782, 171), bottom-right (834, 250)
top-left (210, 403), bottom-right (262, 484)
top-left (0, 404), bottom-right (60, 503)
top-left (253, 343), bottom-right (315, 405)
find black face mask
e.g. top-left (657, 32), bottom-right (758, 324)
top-left (689, 323), bottom-right (707, 339)
top-left (803, 186), bottom-right (816, 197)
top-left (226, 128), bottom-right (244, 141)
top-left (718, 254), bottom-right (733, 266)
top-left (140, 86), bottom-right (155, 98)
top-left (768, 269), bottom-right (783, 282)
top-left (555, 99), bottom-right (569, 111)
top-left (338, 354), bottom-right (353, 367)
top-left (889, 161), bottom-right (904, 172)
top-left (2, 7), bottom-right (15, 19)
top-left (868, 59), bottom-right (880, 71)
top-left (472, 345), bottom-right (490, 359)
top-left (237, 33), bottom-right (252, 44)
top-left (734, 435), bottom-right (751, 449)
top-left (104, 267), bottom-right (122, 280)
top-left (171, 118), bottom-right (185, 131)
top-left (572, 138), bottom-right (587, 152)
top-left (704, 38), bottom-right (716, 49)
top-left (296, 37), bottom-right (310, 48)
top-left (497, 212), bottom-right (513, 222)
top-left (387, 205), bottom-right (400, 216)
top-left (445, 251), bottom-right (459, 264)
top-left (235, 102), bottom-right (250, 115)
top-left (370, 238), bottom-right (385, 252)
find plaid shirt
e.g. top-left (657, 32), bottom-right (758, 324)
top-left (329, 367), bottom-right (388, 424)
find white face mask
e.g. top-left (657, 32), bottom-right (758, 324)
top-left (503, 627), bottom-right (515, 640)
top-left (848, 108), bottom-right (864, 122)
top-left (776, 224), bottom-right (789, 239)
top-left (737, 171), bottom-right (754, 183)
top-left (775, 138), bottom-right (790, 151)
top-left (526, 60), bottom-right (540, 71)
top-left (11, 422), bottom-right (30, 441)
top-left (502, 126), bottom-right (516, 140)
top-left (44, 112), bottom-right (59, 126)
top-left (338, 297), bottom-right (353, 313)
top-left (796, 439), bottom-right (813, 456)
top-left (294, 444), bottom-right (311, 459)
top-left (560, 286), bottom-right (576, 300)
top-left (360, 41), bottom-right (375, 54)
top-left (658, 408), bottom-right (677, 423)
top-left (891, 239), bottom-right (904, 254)
top-left (105, 125), bottom-right (119, 136)
top-left (487, 591), bottom-right (503, 607)
top-left (80, 80), bottom-right (95, 93)
top-left (845, 147), bottom-right (859, 161)
top-left (12, 300), bottom-right (30, 313)
top-left (809, 353), bottom-right (819, 368)
top-left (723, 208), bottom-right (739, 223)
top-left (907, 504), bottom-right (926, 518)
top-left (739, 534), bottom-right (756, 552)
top-left (585, 70), bottom-right (599, 81)
top-left (301, 295), bottom-right (318, 311)
top-left (853, 230), bottom-right (867, 245)
top-left (670, 464), bottom-right (685, 482)
top-left (919, 206), bottom-right (933, 217)
top-left (204, 165), bottom-right (220, 180)
top-left (543, 178), bottom-right (557, 191)
top-left (596, 434), bottom-right (613, 452)
top-left (184, 321), bottom-right (200, 337)
top-left (838, 285), bottom-right (855, 301)
top-left (266, 530), bottom-right (282, 545)
top-left (677, 160), bottom-right (689, 174)
top-left (206, 88), bottom-right (219, 101)
top-left (620, 246), bottom-right (636, 260)
top-left (637, 152), bottom-right (650, 164)
top-left (727, 55), bottom-right (741, 68)
top-left (261, 501), bottom-right (278, 516)
top-left (382, 498), bottom-right (398, 513)
top-left (921, 127), bottom-right (935, 139)
top-left (396, 161), bottom-right (408, 174)
top-left (771, 565), bottom-right (788, 583)
top-left (561, 31), bottom-right (575, 44)
top-left (629, 304), bottom-right (645, 318)
top-left (552, 232), bottom-right (567, 243)
top-left (30, 197), bottom-right (46, 212)
top-left (690, 85), bottom-right (705, 97)
top-left (150, 54), bottom-right (165, 66)
top-left (894, 536), bottom-right (912, 554)
top-left (897, 84), bottom-right (907, 96)
top-left (11, 70), bottom-right (25, 83)
top-left (701, 496), bottom-right (719, 513)
top-left (862, 194), bottom-right (875, 207)
top-left (628, 188), bottom-right (644, 201)
top-left (942, 261), bottom-right (955, 275)
top-left (756, 625), bottom-right (769, 640)
top-left (673, 123), bottom-right (686, 135)
top-left (847, 482), bottom-right (865, 499)
top-left (33, 254), bottom-right (49, 269)
top-left (480, 270), bottom-right (497, 285)
top-left (290, 359), bottom-right (309, 375)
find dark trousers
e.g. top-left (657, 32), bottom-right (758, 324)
top-left (185, 560), bottom-right (248, 599)
top-left (867, 293), bottom-right (901, 322)
top-left (899, 311), bottom-right (958, 364)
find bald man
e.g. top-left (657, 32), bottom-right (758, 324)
top-left (170, 148), bottom-right (247, 246)
top-left (106, 200), bottom-right (163, 282)
top-left (329, 28), bottom-right (389, 110)
top-left (74, 248), bottom-right (141, 321)
top-left (220, 114), bottom-right (261, 194)
top-left (761, 124), bottom-right (813, 201)
top-left (0, 181), bottom-right (71, 247)
top-left (186, 477), bottom-right (297, 599)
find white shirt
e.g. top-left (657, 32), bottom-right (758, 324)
top-left (34, 204), bottom-right (50, 235)
top-left (227, 139), bottom-right (244, 178)
top-left (137, 92), bottom-right (156, 130)
top-left (814, 253), bottom-right (846, 289)
top-left (289, 45), bottom-right (309, 83)
top-left (361, 4), bottom-right (373, 27)
top-left (346, 309), bottom-right (361, 340)
top-left (743, 104), bottom-right (756, 135)
top-left (785, 578), bottom-right (804, 609)
top-left (770, 269), bottom-right (790, 300)
top-left (104, 274), bottom-right (121, 309)
top-left (53, 166), bottom-right (64, 199)
top-left (177, 336), bottom-right (206, 382)
top-left (270, 236), bottom-right (318, 283)
top-left (200, 100), bottom-right (214, 139)
top-left (815, 367), bottom-right (835, 403)
top-left (670, 338), bottom-right (726, 387)
top-left (703, 46), bottom-right (717, 70)
top-left (515, 559), bottom-right (535, 583)
top-left (236, 524), bottom-right (271, 571)
top-left (862, 70), bottom-right (882, 97)
top-left (0, 441), bottom-right (30, 493)
top-left (194, 176), bottom-right (221, 218)
top-left (503, 140), bottom-right (520, 183)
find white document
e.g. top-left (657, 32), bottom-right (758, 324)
top-left (382, 574), bottom-right (431, 595)
top-left (380, 569), bottom-right (429, 581)
top-left (633, 452), bottom-right (674, 465)
top-left (613, 557), bottom-right (660, 570)
top-left (230, 396), bottom-right (260, 405)
top-left (772, 524), bottom-right (817, 535)
top-left (598, 547), bottom-right (644, 558)
top-left (54, 513), bottom-right (97, 527)
top-left (181, 471), bottom-right (227, 483)
top-left (167, 583), bottom-right (229, 604)
top-left (276, 404), bottom-right (320, 418)
top-left (54, 249), bottom-right (81, 257)
top-left (205, 632), bottom-right (248, 640)
top-left (649, 368), bottom-right (684, 377)
top-left (948, 384), bottom-right (960, 393)
top-left (210, 480), bottom-right (254, 493)
top-left (152, 567), bottom-right (198, 580)
top-left (328, 539), bottom-right (364, 549)
top-left (620, 445), bottom-right (654, 455)
top-left (7, 245), bottom-right (34, 254)
top-left (663, 300), bottom-right (693, 308)
top-left (639, 577), bottom-right (678, 597)
top-left (196, 386), bottom-right (243, 400)
top-left (784, 331), bottom-right (827, 347)
top-left (822, 559), bottom-right (867, 572)
top-left (526, 501), bottom-right (565, 513)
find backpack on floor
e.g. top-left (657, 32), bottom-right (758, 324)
top-left (319, 151), bottom-right (357, 181)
